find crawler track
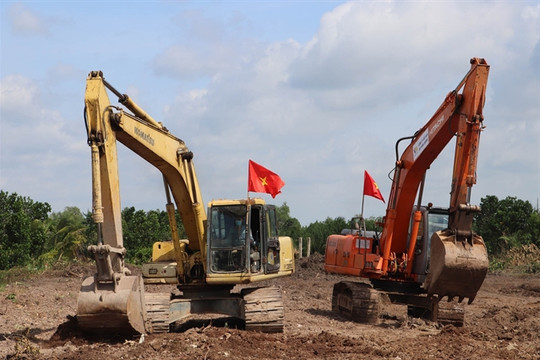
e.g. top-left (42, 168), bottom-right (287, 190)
top-left (332, 281), bottom-right (380, 323)
top-left (436, 300), bottom-right (465, 326)
top-left (145, 292), bottom-right (171, 333)
top-left (242, 286), bottom-right (284, 333)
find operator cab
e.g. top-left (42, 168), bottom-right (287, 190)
top-left (409, 206), bottom-right (449, 280)
top-left (207, 199), bottom-right (281, 275)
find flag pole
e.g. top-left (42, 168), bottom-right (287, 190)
top-left (361, 177), bottom-right (367, 265)
top-left (361, 173), bottom-right (367, 241)
top-left (360, 192), bottom-right (365, 224)
top-left (247, 160), bottom-right (250, 202)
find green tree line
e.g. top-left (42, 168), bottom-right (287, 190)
top-left (1, 190), bottom-right (538, 272)
top-left (0, 191), bottom-right (185, 269)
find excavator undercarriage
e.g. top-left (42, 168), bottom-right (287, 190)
top-left (78, 279), bottom-right (286, 335)
top-left (142, 285), bottom-right (284, 334)
top-left (332, 281), bottom-right (467, 327)
top-left (330, 210), bottom-right (489, 327)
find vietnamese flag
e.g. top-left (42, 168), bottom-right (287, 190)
top-left (363, 170), bottom-right (385, 203)
top-left (248, 160), bottom-right (285, 198)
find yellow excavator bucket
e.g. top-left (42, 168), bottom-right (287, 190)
top-left (425, 230), bottom-right (489, 304)
top-left (77, 275), bottom-right (147, 335)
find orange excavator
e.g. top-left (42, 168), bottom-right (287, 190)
top-left (325, 58), bottom-right (490, 325)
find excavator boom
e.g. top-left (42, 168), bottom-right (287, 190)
top-left (380, 58), bottom-right (489, 302)
top-left (424, 59), bottom-right (490, 302)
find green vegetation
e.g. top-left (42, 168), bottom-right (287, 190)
top-left (39, 206), bottom-right (87, 266)
top-left (474, 195), bottom-right (539, 253)
top-left (121, 207), bottom-right (186, 264)
top-left (1, 190), bottom-right (538, 285)
top-left (474, 195), bottom-right (540, 273)
top-left (0, 191), bottom-right (51, 269)
top-left (301, 216), bottom-right (348, 254)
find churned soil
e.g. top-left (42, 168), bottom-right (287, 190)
top-left (1, 254), bottom-right (539, 359)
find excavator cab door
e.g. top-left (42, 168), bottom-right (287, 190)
top-left (261, 205), bottom-right (281, 274)
top-left (410, 207), bottom-right (449, 280)
top-left (248, 204), bottom-right (263, 273)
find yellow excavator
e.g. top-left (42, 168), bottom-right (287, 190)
top-left (77, 71), bottom-right (295, 335)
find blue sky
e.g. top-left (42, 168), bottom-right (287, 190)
top-left (1, 1), bottom-right (539, 226)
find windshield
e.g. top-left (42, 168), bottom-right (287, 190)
top-left (209, 204), bottom-right (248, 248)
top-left (208, 204), bottom-right (249, 272)
top-left (428, 212), bottom-right (448, 238)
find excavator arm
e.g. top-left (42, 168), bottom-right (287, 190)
top-left (79, 71), bottom-right (207, 334)
top-left (85, 71), bottom-right (207, 260)
top-left (379, 58), bottom-right (489, 301)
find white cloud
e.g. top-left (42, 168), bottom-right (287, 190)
top-left (289, 1), bottom-right (523, 100)
top-left (153, 8), bottom-right (256, 81)
top-left (0, 74), bottom-right (87, 209)
top-left (153, 44), bottom-right (229, 79)
top-left (47, 63), bottom-right (79, 81)
top-left (0, 74), bottom-right (38, 117)
top-left (7, 3), bottom-right (51, 36)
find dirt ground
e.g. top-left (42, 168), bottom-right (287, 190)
top-left (1, 254), bottom-right (539, 360)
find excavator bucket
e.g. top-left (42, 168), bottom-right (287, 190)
top-left (77, 275), bottom-right (147, 335)
top-left (425, 230), bottom-right (488, 304)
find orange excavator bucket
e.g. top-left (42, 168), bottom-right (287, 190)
top-left (77, 275), bottom-right (147, 335)
top-left (424, 230), bottom-right (489, 304)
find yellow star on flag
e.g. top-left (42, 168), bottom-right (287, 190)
top-left (259, 176), bottom-right (268, 186)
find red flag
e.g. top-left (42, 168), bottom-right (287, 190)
top-left (363, 171), bottom-right (385, 203)
top-left (248, 160), bottom-right (285, 198)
